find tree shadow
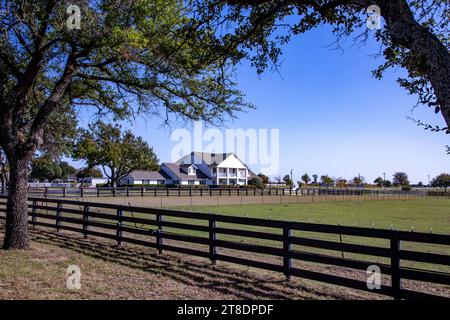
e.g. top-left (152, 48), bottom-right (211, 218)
top-left (11, 224), bottom-right (350, 300)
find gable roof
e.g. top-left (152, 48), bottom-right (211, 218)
top-left (127, 170), bottom-right (168, 180)
top-left (176, 152), bottom-right (232, 166)
top-left (162, 163), bottom-right (210, 180)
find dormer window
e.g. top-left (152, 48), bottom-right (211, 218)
top-left (188, 165), bottom-right (196, 175)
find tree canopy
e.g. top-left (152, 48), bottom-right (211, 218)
top-left (0, 0), bottom-right (250, 249)
top-left (194, 0), bottom-right (450, 132)
top-left (76, 166), bottom-right (104, 179)
top-left (73, 122), bottom-right (159, 186)
top-left (431, 173), bottom-right (450, 191)
top-left (30, 156), bottom-right (62, 182)
top-left (393, 171), bottom-right (410, 186)
top-left (301, 173), bottom-right (311, 185)
top-left (320, 175), bottom-right (334, 185)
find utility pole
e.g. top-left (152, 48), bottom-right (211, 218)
top-left (382, 172), bottom-right (386, 188)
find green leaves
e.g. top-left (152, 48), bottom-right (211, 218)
top-left (73, 121), bottom-right (159, 185)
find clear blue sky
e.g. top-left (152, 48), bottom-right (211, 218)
top-left (71, 25), bottom-right (449, 184)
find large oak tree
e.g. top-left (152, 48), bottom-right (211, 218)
top-left (0, 0), bottom-right (249, 249)
top-left (196, 0), bottom-right (449, 130)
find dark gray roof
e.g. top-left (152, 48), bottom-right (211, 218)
top-left (128, 170), bottom-right (168, 180)
top-left (176, 152), bottom-right (232, 166)
top-left (248, 170), bottom-right (258, 179)
top-left (162, 163), bottom-right (210, 180)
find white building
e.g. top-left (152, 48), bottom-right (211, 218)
top-left (119, 170), bottom-right (167, 185)
top-left (120, 152), bottom-right (255, 186)
top-left (79, 177), bottom-right (109, 187)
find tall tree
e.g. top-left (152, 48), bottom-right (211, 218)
top-left (320, 175), bottom-right (334, 185)
top-left (30, 156), bottom-right (62, 182)
top-left (301, 173), bottom-right (311, 185)
top-left (257, 173), bottom-right (269, 186)
top-left (374, 177), bottom-right (384, 187)
top-left (352, 175), bottom-right (365, 186)
top-left (197, 0), bottom-right (450, 131)
top-left (393, 172), bottom-right (410, 186)
top-left (336, 177), bottom-right (347, 188)
top-left (283, 174), bottom-right (293, 187)
top-left (76, 166), bottom-right (103, 179)
top-left (0, 0), bottom-right (249, 249)
top-left (59, 161), bottom-right (76, 179)
top-left (431, 173), bottom-right (450, 192)
top-left (74, 122), bottom-right (159, 187)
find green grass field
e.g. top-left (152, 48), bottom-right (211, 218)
top-left (176, 198), bottom-right (450, 234)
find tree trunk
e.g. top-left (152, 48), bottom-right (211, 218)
top-left (377, 0), bottom-right (450, 129)
top-left (3, 155), bottom-right (30, 249)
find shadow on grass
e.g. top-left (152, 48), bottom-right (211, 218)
top-left (0, 221), bottom-right (352, 300)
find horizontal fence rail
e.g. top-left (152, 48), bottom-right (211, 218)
top-left (0, 186), bottom-right (446, 198)
top-left (0, 196), bottom-right (449, 300)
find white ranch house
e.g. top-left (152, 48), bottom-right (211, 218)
top-left (120, 152), bottom-right (255, 186)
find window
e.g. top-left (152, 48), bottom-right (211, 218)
top-left (188, 180), bottom-right (195, 185)
top-left (199, 180), bottom-right (207, 185)
top-left (188, 165), bottom-right (196, 175)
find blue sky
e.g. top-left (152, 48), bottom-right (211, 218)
top-left (72, 25), bottom-right (449, 184)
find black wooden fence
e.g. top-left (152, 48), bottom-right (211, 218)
top-left (0, 196), bottom-right (449, 300)
top-left (0, 186), bottom-right (437, 198)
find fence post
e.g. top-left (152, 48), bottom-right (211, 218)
top-left (31, 200), bottom-right (37, 228)
top-left (80, 187), bottom-right (84, 198)
top-left (209, 214), bottom-right (217, 265)
top-left (117, 206), bottom-right (123, 246)
top-left (167, 188), bottom-right (169, 197)
top-left (63, 187), bottom-right (66, 198)
top-left (156, 212), bottom-right (164, 254)
top-left (200, 188), bottom-right (203, 197)
top-left (97, 187), bottom-right (100, 197)
top-left (390, 232), bottom-right (402, 299)
top-left (113, 186), bottom-right (116, 197)
top-left (283, 222), bottom-right (292, 281)
top-left (83, 204), bottom-right (90, 239)
top-left (56, 201), bottom-right (62, 231)
top-left (126, 187), bottom-right (129, 197)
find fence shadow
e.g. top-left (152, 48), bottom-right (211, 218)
top-left (13, 223), bottom-right (366, 300)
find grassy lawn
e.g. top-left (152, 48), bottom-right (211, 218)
top-left (177, 198), bottom-right (450, 234)
top-left (165, 198), bottom-right (450, 273)
top-left (0, 225), bottom-right (373, 300)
